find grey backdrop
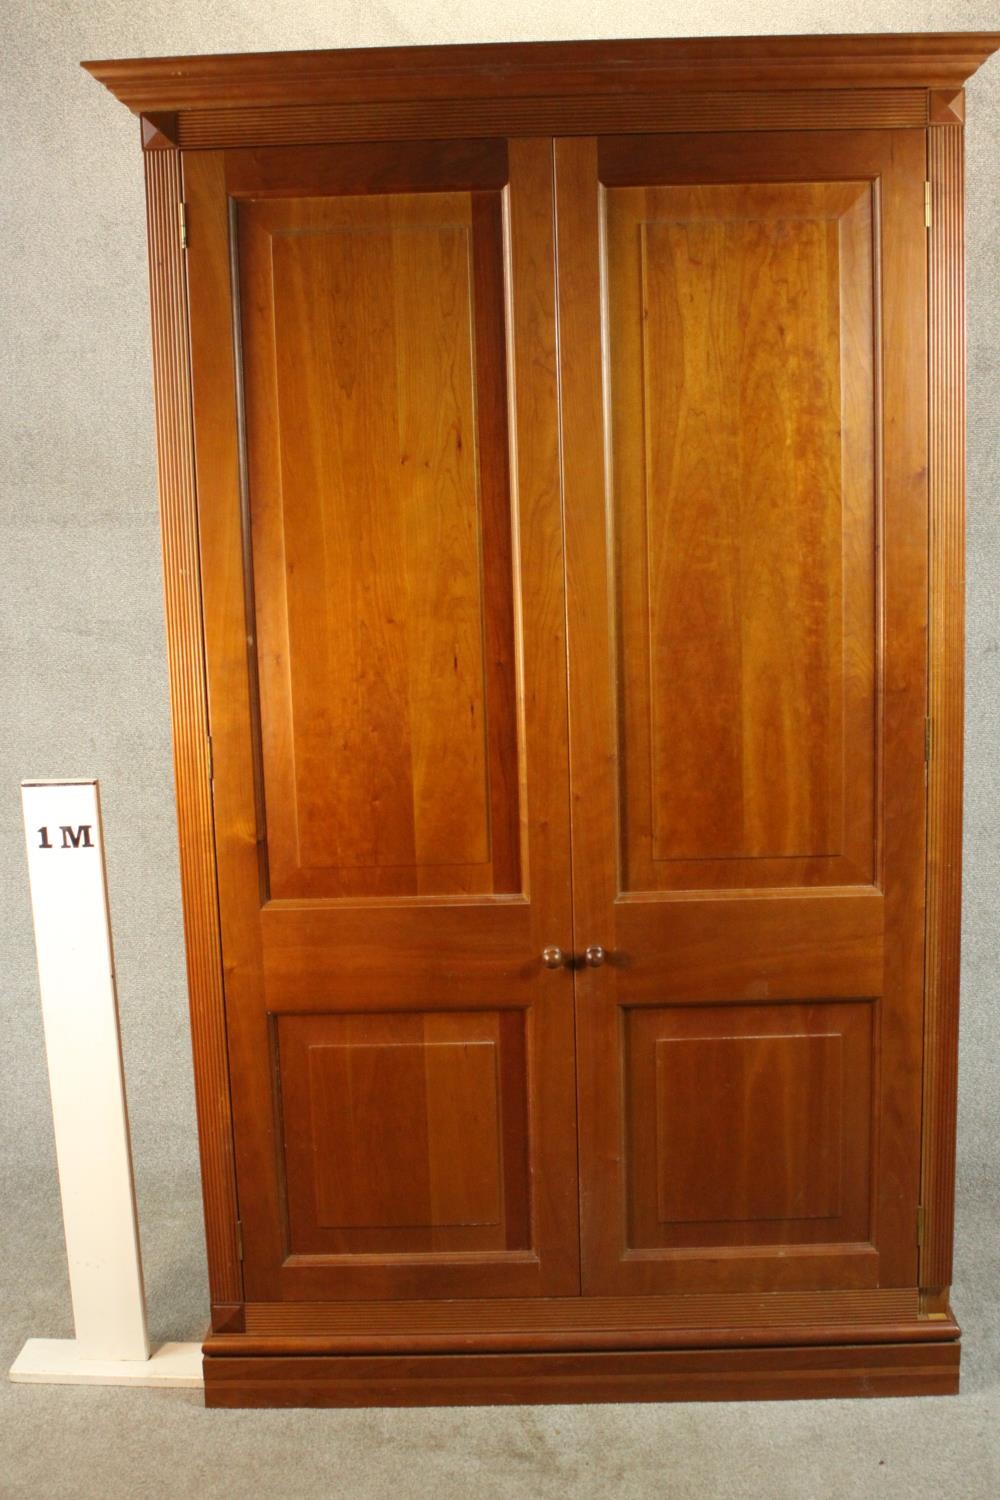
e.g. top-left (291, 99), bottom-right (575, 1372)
top-left (2, 5), bottom-right (998, 1497)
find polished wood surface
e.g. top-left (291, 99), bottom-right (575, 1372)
top-left (626, 1002), bottom-right (872, 1250)
top-left (557, 128), bottom-right (929, 1297)
top-left (162, 92), bottom-right (935, 153)
top-left (606, 177), bottom-right (874, 889)
top-left (85, 35), bottom-right (1000, 161)
top-left (202, 1342), bottom-right (960, 1407)
top-left (185, 138), bottom-right (579, 1303)
top-left (922, 120), bottom-right (967, 1292)
top-left (277, 1012), bottom-right (527, 1255)
top-left (238, 185), bottom-right (518, 898)
top-left (83, 33), bottom-right (1000, 115)
top-left (142, 151), bottom-right (242, 1315)
top-left (88, 30), bottom-right (999, 1407)
top-left (237, 1285), bottom-right (934, 1337)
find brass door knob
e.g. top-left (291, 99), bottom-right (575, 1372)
top-left (542, 946), bottom-right (566, 969)
top-left (584, 944), bottom-right (606, 967)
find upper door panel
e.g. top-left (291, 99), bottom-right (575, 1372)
top-left (232, 146), bottom-right (521, 894)
top-left (605, 178), bottom-right (877, 891)
top-left (237, 177), bottom-right (520, 901)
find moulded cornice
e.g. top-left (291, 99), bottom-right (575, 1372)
top-left (83, 32), bottom-right (1000, 116)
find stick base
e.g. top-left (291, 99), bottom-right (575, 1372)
top-left (9, 1338), bottom-right (203, 1387)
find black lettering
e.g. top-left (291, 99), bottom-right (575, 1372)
top-left (60, 825), bottom-right (93, 849)
top-left (37, 826), bottom-right (52, 849)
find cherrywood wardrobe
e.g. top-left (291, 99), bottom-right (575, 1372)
top-left (85, 33), bottom-right (999, 1407)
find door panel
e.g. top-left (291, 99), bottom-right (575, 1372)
top-left (239, 188), bottom-right (520, 899)
top-left (607, 180), bottom-right (875, 890)
top-left (614, 888), bottom-right (883, 1002)
top-left (185, 138), bottom-right (579, 1301)
top-left (624, 1000), bottom-right (873, 1249)
top-left (556, 130), bottom-right (927, 1295)
top-left (276, 1011), bottom-right (530, 1255)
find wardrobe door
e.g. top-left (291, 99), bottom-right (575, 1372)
top-left (556, 131), bottom-right (928, 1294)
top-left (184, 139), bottom-right (580, 1302)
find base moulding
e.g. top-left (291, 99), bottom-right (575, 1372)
top-left (202, 1338), bottom-right (960, 1408)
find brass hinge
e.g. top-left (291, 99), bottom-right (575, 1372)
top-left (924, 180), bottom-right (932, 229)
top-left (235, 1219), bottom-right (244, 1261)
top-left (917, 1204), bottom-right (926, 1247)
top-left (178, 200), bottom-right (188, 250)
top-left (206, 733), bottom-right (214, 783)
top-left (925, 716), bottom-right (932, 763)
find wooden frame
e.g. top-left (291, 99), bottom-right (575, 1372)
top-left (143, 150), bottom-right (242, 1331)
top-left (91, 32), bottom-right (1000, 155)
top-left (921, 109), bottom-right (968, 1298)
top-left (86, 31), bottom-right (999, 1404)
top-left (202, 1342), bottom-right (961, 1407)
top-left (85, 33), bottom-right (1000, 114)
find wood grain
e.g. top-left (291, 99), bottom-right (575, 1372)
top-left (238, 190), bottom-right (511, 898)
top-left (606, 179), bottom-right (875, 889)
top-left (183, 149), bottom-right (276, 1327)
top-left (84, 33), bottom-right (1000, 115)
top-left (159, 92), bottom-right (932, 151)
top-left (217, 1287), bottom-right (961, 1353)
top-left (140, 112), bottom-right (177, 148)
top-left (209, 1325), bottom-right (957, 1355)
top-left (613, 889), bottom-right (884, 1003)
top-left (275, 1012), bottom-right (528, 1256)
top-left (242, 1286), bottom-right (926, 1336)
top-left (143, 150), bottom-right (242, 1314)
top-left (922, 122), bottom-right (966, 1294)
top-left (626, 1002), bottom-right (871, 1249)
top-left (222, 138), bottom-right (508, 199)
top-left (558, 129), bottom-right (927, 1299)
top-left (185, 139), bottom-right (579, 1305)
top-left (87, 31), bottom-right (997, 1408)
top-left (929, 90), bottom-right (965, 125)
top-left (874, 126), bottom-right (931, 1285)
top-left (202, 1341), bottom-right (960, 1407)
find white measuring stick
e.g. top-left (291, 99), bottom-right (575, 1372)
top-left (9, 780), bottom-right (200, 1387)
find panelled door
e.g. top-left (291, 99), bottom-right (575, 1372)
top-left (556, 129), bottom-right (929, 1295)
top-left (185, 125), bottom-right (930, 1309)
top-left (184, 138), bottom-right (581, 1302)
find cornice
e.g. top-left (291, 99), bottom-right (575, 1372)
top-left (83, 33), bottom-right (1000, 117)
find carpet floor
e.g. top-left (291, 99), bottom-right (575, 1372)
top-left (2, 1163), bottom-right (997, 1500)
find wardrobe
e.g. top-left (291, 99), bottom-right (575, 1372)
top-left (84, 32), bottom-right (999, 1406)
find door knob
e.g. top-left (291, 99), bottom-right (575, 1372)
top-left (542, 946), bottom-right (566, 969)
top-left (584, 944), bottom-right (606, 967)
